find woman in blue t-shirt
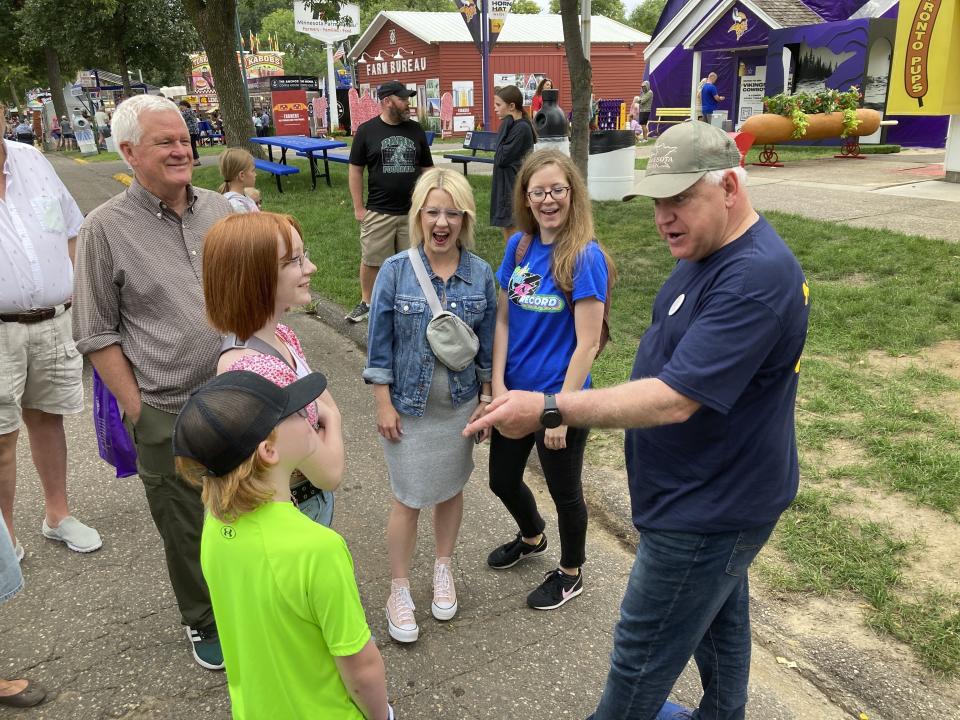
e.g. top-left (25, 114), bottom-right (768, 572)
top-left (487, 149), bottom-right (615, 611)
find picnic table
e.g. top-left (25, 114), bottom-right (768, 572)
top-left (248, 135), bottom-right (348, 190)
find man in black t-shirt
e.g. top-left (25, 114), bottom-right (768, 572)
top-left (346, 80), bottom-right (433, 323)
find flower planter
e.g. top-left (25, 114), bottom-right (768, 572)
top-left (741, 109), bottom-right (881, 145)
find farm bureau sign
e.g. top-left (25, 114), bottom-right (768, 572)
top-left (363, 57), bottom-right (428, 77)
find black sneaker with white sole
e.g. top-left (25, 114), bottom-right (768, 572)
top-left (345, 301), bottom-right (370, 323)
top-left (487, 531), bottom-right (548, 569)
top-left (527, 568), bottom-right (583, 610)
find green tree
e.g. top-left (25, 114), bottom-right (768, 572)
top-left (20, 0), bottom-right (196, 97)
top-left (558, 0), bottom-right (592, 177)
top-left (548, 0), bottom-right (626, 22)
top-left (508, 0), bottom-right (541, 13)
top-left (357, 0), bottom-right (453, 30)
top-left (261, 8), bottom-right (328, 78)
top-left (627, 0), bottom-right (666, 34)
top-left (237, 0), bottom-right (288, 38)
top-left (4, 0), bottom-right (67, 118)
top-left (181, 0), bottom-right (259, 152)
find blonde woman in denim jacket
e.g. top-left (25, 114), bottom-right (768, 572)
top-left (363, 168), bottom-right (496, 644)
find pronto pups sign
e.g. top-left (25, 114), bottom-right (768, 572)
top-left (888, 0), bottom-right (960, 114)
top-left (905, 0), bottom-right (941, 105)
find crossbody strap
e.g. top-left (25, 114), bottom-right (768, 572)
top-left (407, 248), bottom-right (444, 318)
top-left (220, 333), bottom-right (294, 370)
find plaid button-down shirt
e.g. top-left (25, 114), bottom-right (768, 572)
top-left (73, 180), bottom-right (232, 414)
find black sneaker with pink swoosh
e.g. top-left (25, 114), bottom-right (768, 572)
top-left (527, 567), bottom-right (583, 610)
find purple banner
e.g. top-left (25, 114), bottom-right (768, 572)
top-left (695, 3), bottom-right (772, 51)
top-left (803, 0), bottom-right (873, 22)
top-left (453, 0), bottom-right (483, 52)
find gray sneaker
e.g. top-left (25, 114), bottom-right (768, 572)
top-left (345, 301), bottom-right (370, 323)
top-left (41, 516), bottom-right (102, 553)
top-left (14, 540), bottom-right (24, 563)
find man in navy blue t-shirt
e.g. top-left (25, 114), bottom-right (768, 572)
top-left (465, 121), bottom-right (809, 720)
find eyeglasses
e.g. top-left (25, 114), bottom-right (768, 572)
top-left (526, 185), bottom-right (570, 203)
top-left (421, 207), bottom-right (465, 222)
top-left (282, 249), bottom-right (309, 270)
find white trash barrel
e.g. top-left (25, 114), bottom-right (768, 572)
top-left (587, 130), bottom-right (636, 201)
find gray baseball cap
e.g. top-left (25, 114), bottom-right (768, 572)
top-left (624, 121), bottom-right (742, 200)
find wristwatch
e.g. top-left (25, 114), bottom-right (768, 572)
top-left (540, 393), bottom-right (563, 429)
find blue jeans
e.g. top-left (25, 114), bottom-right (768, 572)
top-left (0, 523), bottom-right (23, 604)
top-left (297, 489), bottom-right (335, 528)
top-left (589, 522), bottom-right (777, 720)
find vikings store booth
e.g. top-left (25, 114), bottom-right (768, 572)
top-left (644, 0), bottom-right (949, 147)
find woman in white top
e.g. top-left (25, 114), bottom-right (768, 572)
top-left (218, 148), bottom-right (260, 213)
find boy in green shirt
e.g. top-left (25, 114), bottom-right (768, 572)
top-left (174, 370), bottom-right (392, 719)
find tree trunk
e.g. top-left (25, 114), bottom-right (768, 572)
top-left (182, 0), bottom-right (260, 155)
top-left (117, 50), bottom-right (132, 98)
top-left (8, 81), bottom-right (21, 114)
top-left (559, 0), bottom-right (592, 179)
top-left (44, 47), bottom-right (68, 122)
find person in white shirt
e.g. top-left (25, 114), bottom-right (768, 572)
top-left (94, 108), bottom-right (110, 148)
top-left (0, 113), bottom-right (102, 562)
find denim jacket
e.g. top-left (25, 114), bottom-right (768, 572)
top-left (363, 246), bottom-right (497, 417)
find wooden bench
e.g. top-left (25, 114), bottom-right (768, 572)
top-left (305, 130), bottom-right (436, 165)
top-left (443, 130), bottom-right (497, 175)
top-left (648, 108), bottom-right (691, 136)
top-left (254, 158), bottom-right (300, 193)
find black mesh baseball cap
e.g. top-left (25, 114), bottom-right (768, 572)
top-left (173, 370), bottom-right (327, 477)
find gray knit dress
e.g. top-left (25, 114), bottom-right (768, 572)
top-left (380, 364), bottom-right (476, 509)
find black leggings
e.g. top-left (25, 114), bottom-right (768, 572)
top-left (488, 426), bottom-right (590, 569)
top-left (190, 133), bottom-right (200, 160)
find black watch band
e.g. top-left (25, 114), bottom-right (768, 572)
top-left (540, 393), bottom-right (563, 429)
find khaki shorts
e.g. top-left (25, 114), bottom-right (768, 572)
top-left (360, 210), bottom-right (409, 266)
top-left (0, 306), bottom-right (84, 433)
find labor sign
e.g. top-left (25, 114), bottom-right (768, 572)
top-left (887, 0), bottom-right (960, 114)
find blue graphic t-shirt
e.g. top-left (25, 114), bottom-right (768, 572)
top-left (496, 232), bottom-right (608, 394)
top-left (626, 216), bottom-right (809, 533)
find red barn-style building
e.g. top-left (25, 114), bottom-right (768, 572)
top-left (349, 11), bottom-right (650, 133)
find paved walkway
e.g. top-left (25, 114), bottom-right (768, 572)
top-left (1, 152), bottom-right (955, 719)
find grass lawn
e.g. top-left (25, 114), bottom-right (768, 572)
top-left (62, 144), bottom-right (227, 164)
top-left (192, 158), bottom-right (960, 675)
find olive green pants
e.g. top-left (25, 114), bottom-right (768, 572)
top-left (125, 403), bottom-right (212, 629)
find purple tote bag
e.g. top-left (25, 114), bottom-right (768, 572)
top-left (92, 368), bottom-right (138, 478)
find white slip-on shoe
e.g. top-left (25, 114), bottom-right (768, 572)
top-left (41, 516), bottom-right (103, 553)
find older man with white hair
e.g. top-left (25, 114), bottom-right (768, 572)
top-left (466, 121), bottom-right (810, 720)
top-left (73, 94), bottom-right (232, 670)
top-left (0, 112), bottom-right (101, 566)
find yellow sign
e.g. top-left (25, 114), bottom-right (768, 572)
top-left (888, 0), bottom-right (960, 114)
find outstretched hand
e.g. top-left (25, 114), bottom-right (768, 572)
top-left (462, 390), bottom-right (544, 439)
